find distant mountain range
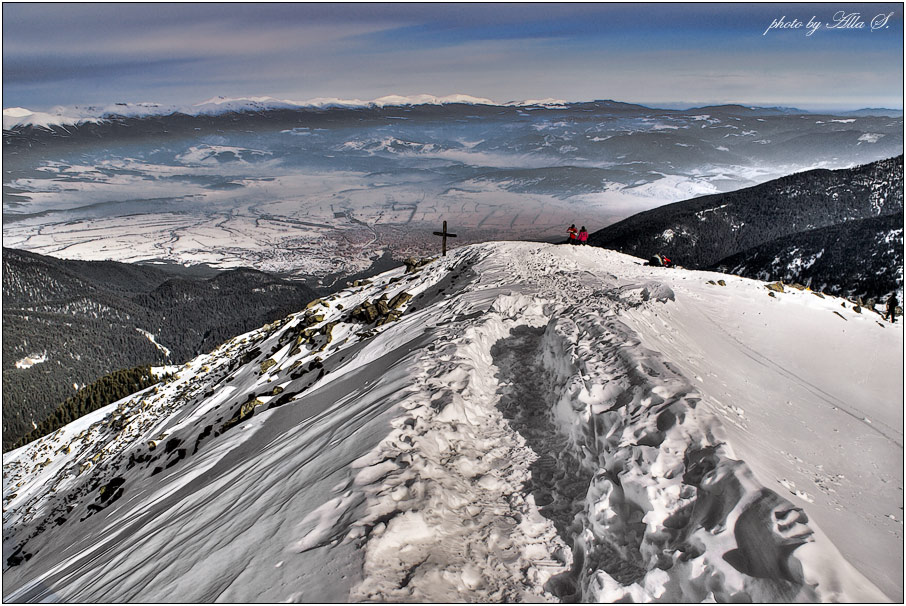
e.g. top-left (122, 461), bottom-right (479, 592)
top-left (837, 108), bottom-right (904, 118)
top-left (2, 94), bottom-right (563, 130)
top-left (2, 249), bottom-right (321, 450)
top-left (588, 155), bottom-right (904, 299)
top-left (3, 95), bottom-right (901, 130)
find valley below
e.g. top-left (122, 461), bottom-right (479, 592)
top-left (5, 100), bottom-right (902, 281)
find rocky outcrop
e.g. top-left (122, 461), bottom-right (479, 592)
top-left (404, 257), bottom-right (435, 274)
top-left (350, 292), bottom-right (413, 327)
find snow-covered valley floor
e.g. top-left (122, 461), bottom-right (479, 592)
top-left (2, 242), bottom-right (902, 602)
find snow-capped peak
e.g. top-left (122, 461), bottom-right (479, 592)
top-left (2, 107), bottom-right (97, 130)
top-left (191, 95), bottom-right (305, 113)
top-left (3, 102), bottom-right (174, 130)
top-left (3, 107), bottom-right (33, 118)
top-left (195, 95), bottom-right (286, 106)
top-left (369, 93), bottom-right (498, 107)
top-left (2, 242), bottom-right (899, 602)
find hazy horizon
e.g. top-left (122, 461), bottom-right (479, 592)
top-left (4, 94), bottom-right (903, 116)
top-left (3, 3), bottom-right (902, 113)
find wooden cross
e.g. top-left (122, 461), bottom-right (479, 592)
top-left (433, 220), bottom-right (457, 256)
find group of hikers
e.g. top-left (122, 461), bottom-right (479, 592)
top-left (566, 224), bottom-right (588, 245)
top-left (561, 223), bottom-right (898, 323)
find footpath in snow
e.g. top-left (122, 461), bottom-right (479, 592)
top-left (2, 242), bottom-right (902, 602)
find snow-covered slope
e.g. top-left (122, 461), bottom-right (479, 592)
top-left (2, 103), bottom-right (172, 130)
top-left (2, 243), bottom-right (902, 602)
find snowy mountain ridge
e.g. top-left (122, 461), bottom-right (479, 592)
top-left (2, 94), bottom-right (569, 130)
top-left (2, 242), bottom-right (902, 602)
top-left (7, 94), bottom-right (898, 130)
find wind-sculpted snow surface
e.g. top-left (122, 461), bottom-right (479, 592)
top-left (2, 243), bottom-right (900, 602)
top-left (540, 305), bottom-right (875, 601)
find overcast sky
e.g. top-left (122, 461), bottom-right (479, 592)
top-left (2, 2), bottom-right (903, 111)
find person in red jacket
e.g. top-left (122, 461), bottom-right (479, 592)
top-left (578, 226), bottom-right (588, 244)
top-left (566, 224), bottom-right (578, 244)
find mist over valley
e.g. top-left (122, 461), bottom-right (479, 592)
top-left (5, 99), bottom-right (901, 279)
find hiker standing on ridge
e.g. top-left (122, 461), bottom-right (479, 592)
top-left (566, 224), bottom-right (578, 244)
top-left (885, 294), bottom-right (899, 323)
top-left (578, 226), bottom-right (588, 245)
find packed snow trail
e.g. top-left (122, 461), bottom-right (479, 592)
top-left (3, 242), bottom-right (900, 602)
top-left (491, 325), bottom-right (647, 592)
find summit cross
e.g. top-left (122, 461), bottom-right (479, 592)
top-left (433, 220), bottom-right (457, 256)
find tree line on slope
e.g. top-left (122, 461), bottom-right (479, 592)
top-left (2, 248), bottom-right (323, 451)
top-left (712, 213), bottom-right (903, 300)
